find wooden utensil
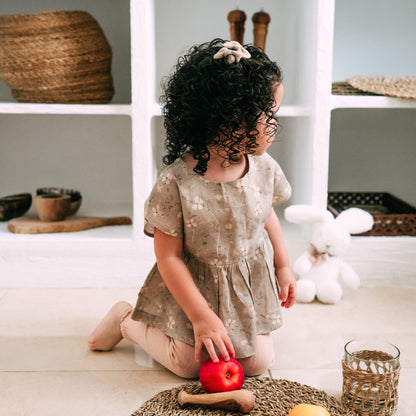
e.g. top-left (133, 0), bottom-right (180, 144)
top-left (252, 11), bottom-right (271, 51)
top-left (7, 215), bottom-right (132, 234)
top-left (227, 10), bottom-right (247, 44)
top-left (177, 389), bottom-right (255, 413)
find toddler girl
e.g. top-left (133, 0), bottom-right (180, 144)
top-left (89, 39), bottom-right (297, 379)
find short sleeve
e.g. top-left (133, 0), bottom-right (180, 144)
top-left (144, 170), bottom-right (184, 238)
top-left (272, 161), bottom-right (292, 206)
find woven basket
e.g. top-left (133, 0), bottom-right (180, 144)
top-left (0, 10), bottom-right (114, 103)
top-left (328, 192), bottom-right (416, 236)
top-left (342, 351), bottom-right (400, 416)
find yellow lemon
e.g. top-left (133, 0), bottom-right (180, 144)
top-left (288, 404), bottom-right (331, 416)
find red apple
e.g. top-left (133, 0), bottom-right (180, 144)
top-left (199, 355), bottom-right (244, 393)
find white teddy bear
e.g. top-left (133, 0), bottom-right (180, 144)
top-left (284, 204), bottom-right (374, 304)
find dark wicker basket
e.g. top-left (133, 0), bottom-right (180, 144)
top-left (0, 10), bottom-right (114, 103)
top-left (328, 192), bottom-right (416, 236)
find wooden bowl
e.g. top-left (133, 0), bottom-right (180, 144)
top-left (0, 193), bottom-right (32, 221)
top-left (36, 187), bottom-right (82, 216)
top-left (34, 194), bottom-right (71, 222)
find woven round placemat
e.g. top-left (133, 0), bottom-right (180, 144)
top-left (346, 75), bottom-right (416, 100)
top-left (132, 377), bottom-right (358, 416)
top-left (332, 82), bottom-right (380, 96)
top-left (0, 10), bottom-right (114, 103)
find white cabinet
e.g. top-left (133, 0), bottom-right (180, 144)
top-left (1, 0), bottom-right (414, 287)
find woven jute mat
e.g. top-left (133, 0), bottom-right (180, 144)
top-left (132, 377), bottom-right (358, 416)
top-left (346, 75), bottom-right (416, 99)
top-left (332, 82), bottom-right (380, 96)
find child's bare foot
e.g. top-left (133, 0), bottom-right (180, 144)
top-left (88, 301), bottom-right (133, 351)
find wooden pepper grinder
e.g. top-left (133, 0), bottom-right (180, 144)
top-left (227, 9), bottom-right (247, 45)
top-left (252, 10), bottom-right (271, 51)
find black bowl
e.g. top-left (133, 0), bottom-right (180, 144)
top-left (0, 193), bottom-right (32, 221)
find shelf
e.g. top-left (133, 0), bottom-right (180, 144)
top-left (0, 203), bottom-right (134, 243)
top-left (0, 103), bottom-right (132, 116)
top-left (1, 0), bottom-right (414, 288)
top-left (330, 95), bottom-right (416, 110)
top-left (0, 220), bottom-right (133, 243)
top-left (150, 103), bottom-right (311, 118)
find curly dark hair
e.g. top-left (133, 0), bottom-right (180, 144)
top-left (160, 38), bottom-right (282, 175)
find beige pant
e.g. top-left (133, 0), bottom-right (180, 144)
top-left (120, 311), bottom-right (274, 379)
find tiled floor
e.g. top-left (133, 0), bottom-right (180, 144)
top-left (1, 283), bottom-right (415, 416)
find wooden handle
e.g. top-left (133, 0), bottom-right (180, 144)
top-left (252, 11), bottom-right (271, 51)
top-left (227, 10), bottom-right (247, 44)
top-left (177, 389), bottom-right (255, 413)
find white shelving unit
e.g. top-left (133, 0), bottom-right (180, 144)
top-left (0, 103), bottom-right (132, 115)
top-left (1, 0), bottom-right (414, 288)
top-left (328, 0), bottom-right (416, 283)
top-left (331, 95), bottom-right (416, 110)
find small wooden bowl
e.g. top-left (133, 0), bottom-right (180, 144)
top-left (0, 193), bottom-right (32, 221)
top-left (36, 187), bottom-right (82, 216)
top-left (35, 194), bottom-right (71, 222)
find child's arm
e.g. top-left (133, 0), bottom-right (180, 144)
top-left (264, 209), bottom-right (297, 308)
top-left (153, 227), bottom-right (235, 363)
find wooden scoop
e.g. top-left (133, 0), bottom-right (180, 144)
top-left (177, 389), bottom-right (255, 413)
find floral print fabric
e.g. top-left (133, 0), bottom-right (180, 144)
top-left (132, 153), bottom-right (291, 358)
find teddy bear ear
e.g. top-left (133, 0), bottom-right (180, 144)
top-left (335, 208), bottom-right (374, 234)
top-left (284, 204), bottom-right (334, 224)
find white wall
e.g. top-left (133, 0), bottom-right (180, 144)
top-left (0, 115), bottom-right (133, 214)
top-left (328, 109), bottom-right (416, 206)
top-left (333, 0), bottom-right (416, 81)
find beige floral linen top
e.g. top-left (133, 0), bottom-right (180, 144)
top-left (132, 152), bottom-right (291, 358)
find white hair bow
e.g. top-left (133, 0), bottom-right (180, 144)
top-left (213, 41), bottom-right (251, 64)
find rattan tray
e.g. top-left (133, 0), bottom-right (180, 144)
top-left (328, 192), bottom-right (416, 236)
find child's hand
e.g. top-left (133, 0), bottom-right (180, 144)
top-left (192, 309), bottom-right (235, 363)
top-left (276, 266), bottom-right (297, 308)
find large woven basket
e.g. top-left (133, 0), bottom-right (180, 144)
top-left (0, 10), bottom-right (114, 103)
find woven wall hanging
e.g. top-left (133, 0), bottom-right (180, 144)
top-left (0, 10), bottom-right (114, 104)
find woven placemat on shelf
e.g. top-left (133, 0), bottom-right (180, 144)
top-left (346, 75), bottom-right (416, 99)
top-left (132, 377), bottom-right (358, 416)
top-left (332, 81), bottom-right (380, 96)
